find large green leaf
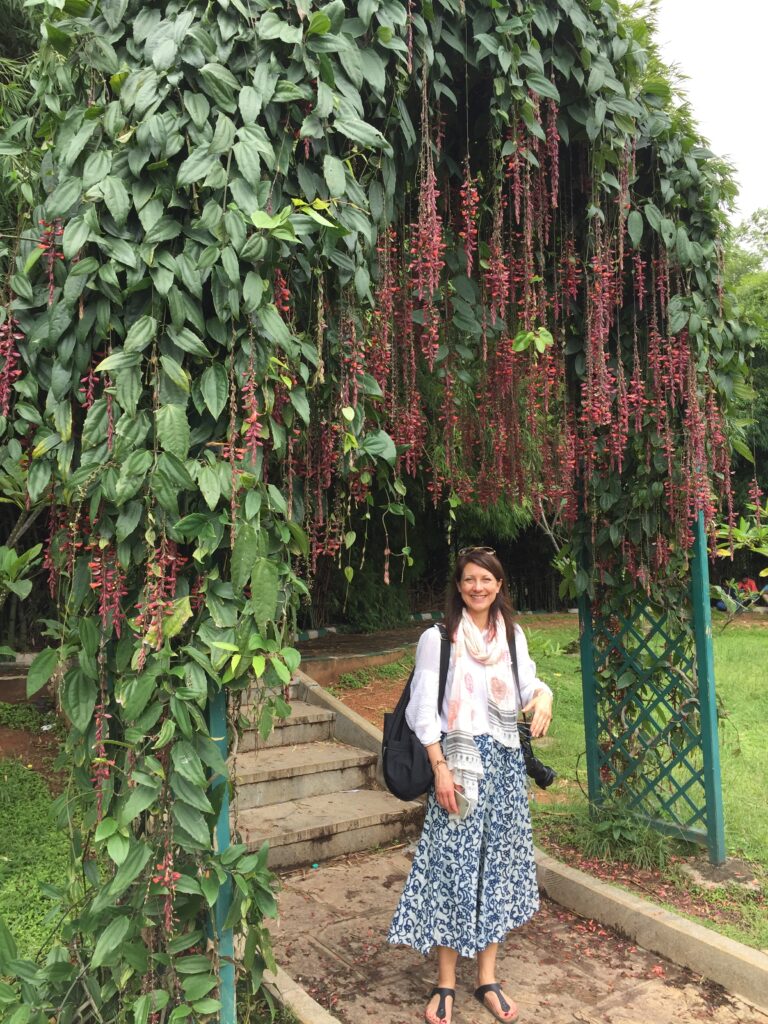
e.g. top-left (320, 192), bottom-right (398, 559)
top-left (160, 355), bottom-right (190, 392)
top-left (171, 771), bottom-right (214, 813)
top-left (258, 304), bottom-right (292, 348)
top-left (257, 11), bottom-right (301, 43)
top-left (198, 465), bottom-right (221, 510)
top-left (107, 839), bottom-right (152, 901)
top-left (525, 73), bottom-right (560, 102)
top-left (361, 429), bottom-right (396, 466)
top-left (103, 175), bottom-right (130, 227)
top-left (47, 175), bottom-right (82, 218)
top-left (156, 404), bottom-right (191, 460)
top-left (116, 672), bottom-right (157, 721)
top-left (62, 217), bottom-right (90, 259)
top-left (169, 326), bottom-right (210, 358)
top-left (251, 558), bottom-right (280, 626)
top-left (172, 740), bottom-right (207, 787)
top-left (160, 597), bottom-right (192, 640)
top-left (231, 524), bottom-right (259, 592)
top-left (91, 916), bottom-right (131, 968)
top-left (115, 450), bottom-right (153, 504)
top-left (172, 801), bottom-right (211, 848)
top-left (627, 209), bottom-right (643, 248)
top-left (61, 669), bottom-right (97, 733)
top-left (201, 364), bottom-right (228, 420)
top-left (95, 350), bottom-right (142, 373)
top-left (177, 147), bottom-right (217, 187)
top-left (124, 315), bottom-right (157, 352)
top-left (333, 115), bottom-right (391, 153)
top-left (323, 154), bottom-right (346, 198)
top-left (27, 647), bottom-right (58, 697)
top-left (119, 781), bottom-right (161, 823)
top-left (0, 918), bottom-right (18, 972)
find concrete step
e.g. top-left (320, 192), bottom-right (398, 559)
top-left (239, 700), bottom-right (335, 752)
top-left (235, 740), bottom-right (377, 810)
top-left (244, 678), bottom-right (302, 706)
top-left (236, 789), bottom-right (424, 869)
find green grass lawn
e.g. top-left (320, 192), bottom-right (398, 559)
top-left (0, 760), bottom-right (69, 960)
top-left (710, 621), bottom-right (768, 864)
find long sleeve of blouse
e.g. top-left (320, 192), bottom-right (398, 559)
top-left (404, 623), bottom-right (552, 746)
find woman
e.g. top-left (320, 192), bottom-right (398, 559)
top-left (388, 548), bottom-right (553, 1024)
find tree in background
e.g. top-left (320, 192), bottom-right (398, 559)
top-left (724, 209), bottom-right (768, 503)
top-left (0, 0), bottom-right (39, 261)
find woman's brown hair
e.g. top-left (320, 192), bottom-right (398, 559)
top-left (444, 549), bottom-right (516, 643)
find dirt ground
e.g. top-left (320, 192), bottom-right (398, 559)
top-left (0, 725), bottom-right (62, 789)
top-left (273, 846), bottom-right (768, 1024)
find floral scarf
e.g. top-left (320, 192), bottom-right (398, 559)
top-left (443, 609), bottom-right (520, 810)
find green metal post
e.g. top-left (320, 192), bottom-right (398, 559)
top-left (209, 689), bottom-right (236, 1023)
top-left (577, 594), bottom-right (603, 805)
top-left (690, 511), bottom-right (726, 865)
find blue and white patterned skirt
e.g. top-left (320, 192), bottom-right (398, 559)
top-left (388, 734), bottom-right (539, 958)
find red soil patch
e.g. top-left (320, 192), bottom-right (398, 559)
top-left (0, 726), bottom-right (63, 791)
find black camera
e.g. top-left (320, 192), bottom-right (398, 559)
top-left (517, 722), bottom-right (557, 790)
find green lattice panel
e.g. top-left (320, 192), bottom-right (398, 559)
top-left (589, 602), bottom-right (708, 832)
top-left (578, 515), bottom-right (725, 862)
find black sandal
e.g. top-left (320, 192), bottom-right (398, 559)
top-left (425, 986), bottom-right (455, 1024)
top-left (474, 983), bottom-right (519, 1023)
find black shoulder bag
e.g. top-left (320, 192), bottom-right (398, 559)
top-left (382, 624), bottom-right (450, 801)
top-left (509, 631), bottom-right (557, 790)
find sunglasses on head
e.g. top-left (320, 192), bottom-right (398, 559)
top-left (458, 546), bottom-right (496, 556)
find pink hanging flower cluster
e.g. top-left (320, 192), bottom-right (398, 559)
top-left (88, 540), bottom-right (127, 637)
top-left (484, 192), bottom-right (510, 326)
top-left (0, 316), bottom-right (23, 416)
top-left (408, 79), bottom-right (445, 371)
top-left (151, 840), bottom-right (181, 934)
top-left (339, 310), bottom-right (364, 409)
top-left (91, 701), bottom-right (114, 822)
top-left (748, 478), bottom-right (764, 527)
top-left (369, 228), bottom-right (397, 391)
top-left (135, 537), bottom-right (185, 668)
top-left (459, 159), bottom-right (480, 278)
top-left (241, 347), bottom-right (263, 465)
top-left (504, 119), bottom-right (525, 224)
top-left (273, 269), bottom-right (292, 318)
top-left (38, 219), bottom-right (64, 306)
top-left (546, 100), bottom-right (560, 209)
top-left (79, 363), bottom-right (100, 410)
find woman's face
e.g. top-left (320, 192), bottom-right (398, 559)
top-left (458, 561), bottom-right (502, 617)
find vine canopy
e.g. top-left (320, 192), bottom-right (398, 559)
top-left (0, 0), bottom-right (753, 1019)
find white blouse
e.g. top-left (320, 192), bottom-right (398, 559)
top-left (405, 623), bottom-right (553, 747)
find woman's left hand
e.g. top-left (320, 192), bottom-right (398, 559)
top-left (522, 689), bottom-right (553, 738)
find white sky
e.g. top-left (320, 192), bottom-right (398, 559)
top-left (654, 0), bottom-right (768, 223)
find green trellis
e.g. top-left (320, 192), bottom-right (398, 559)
top-left (578, 514), bottom-right (726, 864)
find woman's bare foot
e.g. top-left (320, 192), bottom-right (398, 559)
top-left (425, 986), bottom-right (455, 1024)
top-left (474, 982), bottom-right (518, 1022)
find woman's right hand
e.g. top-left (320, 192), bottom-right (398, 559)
top-left (434, 763), bottom-right (460, 815)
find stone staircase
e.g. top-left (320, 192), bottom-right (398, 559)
top-left (234, 673), bottom-right (424, 870)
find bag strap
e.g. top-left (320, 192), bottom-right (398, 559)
top-left (508, 628), bottom-right (528, 722)
top-left (436, 623), bottom-right (450, 714)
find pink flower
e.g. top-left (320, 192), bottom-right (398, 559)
top-left (447, 699), bottom-right (460, 731)
top-left (490, 677), bottom-right (508, 702)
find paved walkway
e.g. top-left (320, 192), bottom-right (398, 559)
top-left (298, 625), bottom-right (426, 660)
top-left (271, 846), bottom-right (768, 1024)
